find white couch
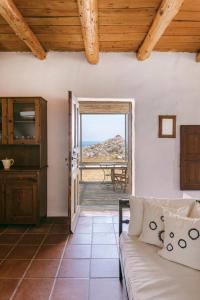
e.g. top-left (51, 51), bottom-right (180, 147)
top-left (120, 232), bottom-right (200, 300)
top-left (119, 199), bottom-right (200, 300)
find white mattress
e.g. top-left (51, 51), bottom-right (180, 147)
top-left (120, 233), bottom-right (200, 300)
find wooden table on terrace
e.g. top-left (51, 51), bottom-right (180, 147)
top-left (79, 163), bottom-right (128, 183)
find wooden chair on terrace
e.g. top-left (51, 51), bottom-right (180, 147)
top-left (112, 168), bottom-right (128, 192)
top-left (99, 163), bottom-right (111, 183)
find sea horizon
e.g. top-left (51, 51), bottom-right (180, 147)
top-left (82, 141), bottom-right (100, 147)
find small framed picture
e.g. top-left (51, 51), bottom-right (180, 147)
top-left (159, 115), bottom-right (176, 138)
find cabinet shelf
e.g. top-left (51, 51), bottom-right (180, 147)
top-left (14, 120), bottom-right (35, 123)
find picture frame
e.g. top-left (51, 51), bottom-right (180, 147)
top-left (158, 115), bottom-right (176, 138)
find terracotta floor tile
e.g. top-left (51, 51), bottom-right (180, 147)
top-left (0, 245), bottom-right (13, 259)
top-left (19, 234), bottom-right (45, 245)
top-left (13, 278), bottom-right (54, 300)
top-left (75, 224), bottom-right (93, 234)
top-left (0, 226), bottom-right (7, 234)
top-left (92, 233), bottom-right (116, 245)
top-left (0, 234), bottom-right (21, 244)
top-left (89, 279), bottom-right (124, 300)
top-left (58, 259), bottom-right (90, 278)
top-left (49, 224), bottom-right (69, 234)
top-left (93, 224), bottom-right (114, 233)
top-left (77, 217), bottom-right (92, 225)
top-left (0, 260), bottom-right (30, 278)
top-left (27, 223), bottom-right (51, 234)
top-left (69, 233), bottom-right (92, 245)
top-left (93, 217), bottom-right (113, 224)
top-left (26, 259), bottom-right (60, 278)
top-left (7, 245), bottom-right (38, 260)
top-left (36, 244), bottom-right (65, 259)
top-left (91, 259), bottom-right (119, 278)
top-left (44, 218), bottom-right (68, 225)
top-left (4, 225), bottom-right (29, 234)
top-left (0, 279), bottom-right (19, 300)
top-left (51, 278), bottom-right (89, 300)
top-left (64, 245), bottom-right (91, 259)
top-left (43, 234), bottom-right (68, 244)
top-left (92, 245), bottom-right (118, 259)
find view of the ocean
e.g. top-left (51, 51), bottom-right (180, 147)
top-left (82, 141), bottom-right (100, 147)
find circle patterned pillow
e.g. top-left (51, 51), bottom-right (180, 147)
top-left (159, 211), bottom-right (200, 270)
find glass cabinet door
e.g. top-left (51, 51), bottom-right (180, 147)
top-left (0, 98), bottom-right (7, 144)
top-left (8, 98), bottom-right (40, 144)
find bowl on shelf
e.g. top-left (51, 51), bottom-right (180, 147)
top-left (20, 111), bottom-right (35, 120)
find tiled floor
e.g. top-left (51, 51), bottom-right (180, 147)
top-left (0, 210), bottom-right (128, 300)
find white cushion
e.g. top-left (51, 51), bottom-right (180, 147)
top-left (139, 202), bottom-right (190, 247)
top-left (159, 211), bottom-right (200, 270)
top-left (128, 196), bottom-right (144, 236)
top-left (120, 233), bottom-right (200, 300)
top-left (189, 202), bottom-right (200, 218)
top-left (128, 196), bottom-right (194, 237)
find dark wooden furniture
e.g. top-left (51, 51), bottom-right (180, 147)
top-left (180, 125), bottom-right (200, 190)
top-left (0, 97), bottom-right (47, 224)
top-left (119, 199), bottom-right (129, 236)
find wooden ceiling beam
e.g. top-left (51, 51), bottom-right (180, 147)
top-left (137, 0), bottom-right (184, 60)
top-left (0, 0), bottom-right (46, 60)
top-left (77, 0), bottom-right (99, 64)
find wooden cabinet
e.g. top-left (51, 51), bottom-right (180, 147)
top-left (0, 97), bottom-right (47, 225)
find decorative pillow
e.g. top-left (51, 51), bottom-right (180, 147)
top-left (189, 202), bottom-right (200, 218)
top-left (128, 196), bottom-right (144, 236)
top-left (159, 211), bottom-right (200, 270)
top-left (149, 198), bottom-right (195, 210)
top-left (139, 202), bottom-right (191, 247)
top-left (128, 196), bottom-right (194, 237)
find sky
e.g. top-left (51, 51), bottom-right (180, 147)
top-left (82, 114), bottom-right (125, 142)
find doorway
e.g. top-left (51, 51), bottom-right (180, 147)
top-left (78, 100), bottom-right (133, 211)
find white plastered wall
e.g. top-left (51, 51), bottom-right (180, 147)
top-left (0, 51), bottom-right (199, 216)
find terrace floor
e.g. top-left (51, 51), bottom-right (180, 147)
top-left (80, 182), bottom-right (128, 208)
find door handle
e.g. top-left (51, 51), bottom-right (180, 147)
top-left (65, 158), bottom-right (69, 167)
top-left (72, 157), bottom-right (77, 161)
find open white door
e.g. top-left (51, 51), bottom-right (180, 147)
top-left (67, 91), bottom-right (80, 233)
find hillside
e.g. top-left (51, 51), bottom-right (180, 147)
top-left (82, 135), bottom-right (126, 161)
